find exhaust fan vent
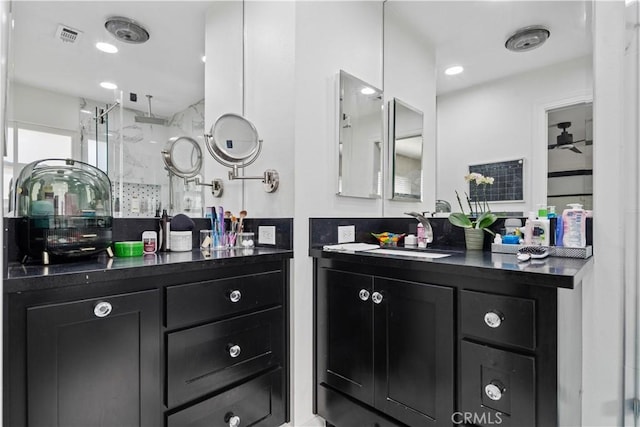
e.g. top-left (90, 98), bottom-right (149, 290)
top-left (105, 16), bottom-right (149, 44)
top-left (56, 24), bottom-right (82, 44)
top-left (505, 25), bottom-right (550, 52)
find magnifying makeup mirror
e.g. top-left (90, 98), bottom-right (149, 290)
top-left (162, 136), bottom-right (223, 209)
top-left (162, 136), bottom-right (203, 178)
top-left (205, 113), bottom-right (279, 193)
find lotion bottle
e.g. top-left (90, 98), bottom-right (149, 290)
top-left (562, 203), bottom-right (587, 247)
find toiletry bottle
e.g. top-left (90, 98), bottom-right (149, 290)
top-left (523, 212), bottom-right (535, 245)
top-left (547, 206), bottom-right (557, 246)
top-left (159, 209), bottom-right (171, 252)
top-left (562, 203), bottom-right (586, 247)
top-left (142, 231), bottom-right (158, 254)
top-left (531, 216), bottom-right (550, 246)
top-left (417, 223), bottom-right (426, 248)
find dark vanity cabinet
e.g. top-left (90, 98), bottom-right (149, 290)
top-left (4, 255), bottom-right (291, 427)
top-left (313, 254), bottom-right (584, 427)
top-left (316, 268), bottom-right (454, 427)
top-left (26, 289), bottom-right (160, 427)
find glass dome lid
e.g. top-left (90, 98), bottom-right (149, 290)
top-left (14, 158), bottom-right (112, 218)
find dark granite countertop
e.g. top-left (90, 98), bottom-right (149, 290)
top-left (310, 246), bottom-right (592, 290)
top-left (5, 248), bottom-right (293, 293)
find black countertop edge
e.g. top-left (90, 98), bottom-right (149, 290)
top-left (4, 248), bottom-right (293, 294)
top-left (309, 247), bottom-right (593, 290)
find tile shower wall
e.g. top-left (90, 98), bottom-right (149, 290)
top-left (112, 182), bottom-right (161, 218)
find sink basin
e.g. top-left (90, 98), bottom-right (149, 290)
top-left (366, 248), bottom-right (452, 259)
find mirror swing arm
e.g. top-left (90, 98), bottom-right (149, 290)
top-left (204, 113), bottom-right (279, 193)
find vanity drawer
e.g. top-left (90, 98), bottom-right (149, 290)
top-left (167, 307), bottom-right (283, 407)
top-left (166, 270), bottom-right (283, 329)
top-left (460, 340), bottom-right (535, 427)
top-left (167, 368), bottom-right (284, 427)
top-left (460, 290), bottom-right (536, 350)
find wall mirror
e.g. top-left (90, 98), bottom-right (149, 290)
top-left (389, 98), bottom-right (423, 201)
top-left (337, 70), bottom-right (383, 199)
top-left (4, 1), bottom-right (208, 216)
top-left (384, 1), bottom-right (593, 213)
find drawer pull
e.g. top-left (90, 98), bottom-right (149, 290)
top-left (359, 289), bottom-right (370, 301)
top-left (485, 381), bottom-right (506, 401)
top-left (228, 344), bottom-right (241, 358)
top-left (484, 310), bottom-right (504, 328)
top-left (372, 291), bottom-right (383, 304)
top-left (229, 290), bottom-right (242, 303)
top-left (228, 415), bottom-right (241, 427)
top-left (93, 301), bottom-right (112, 318)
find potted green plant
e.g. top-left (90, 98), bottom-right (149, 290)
top-left (448, 173), bottom-right (497, 250)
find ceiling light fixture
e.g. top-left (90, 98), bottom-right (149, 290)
top-left (201, 55), bottom-right (206, 63)
top-left (96, 42), bottom-right (118, 53)
top-left (444, 65), bottom-right (464, 76)
top-left (361, 87), bottom-right (376, 95)
top-left (100, 81), bottom-right (118, 90)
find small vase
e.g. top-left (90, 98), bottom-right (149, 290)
top-left (464, 228), bottom-right (485, 250)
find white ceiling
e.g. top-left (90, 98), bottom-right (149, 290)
top-left (10, 1), bottom-right (592, 117)
top-left (387, 0), bottom-right (592, 95)
top-left (11, 1), bottom-right (208, 117)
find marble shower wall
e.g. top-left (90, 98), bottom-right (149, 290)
top-left (79, 98), bottom-right (205, 217)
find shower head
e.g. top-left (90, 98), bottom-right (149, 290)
top-left (135, 95), bottom-right (167, 126)
top-left (105, 16), bottom-right (149, 44)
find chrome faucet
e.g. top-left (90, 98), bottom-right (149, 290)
top-left (405, 212), bottom-right (434, 246)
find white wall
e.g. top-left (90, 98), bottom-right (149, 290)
top-left (583, 1), bottom-right (626, 425)
top-left (292, 2), bottom-right (383, 425)
top-left (436, 56), bottom-right (592, 214)
top-left (383, 2), bottom-right (437, 215)
top-left (204, 1), bottom-right (295, 218)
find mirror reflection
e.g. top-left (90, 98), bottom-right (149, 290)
top-left (390, 98), bottom-right (423, 201)
top-left (384, 1), bottom-right (592, 213)
top-left (338, 70), bottom-right (383, 199)
top-left (5, 1), bottom-right (207, 217)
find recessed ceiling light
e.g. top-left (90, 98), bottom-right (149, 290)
top-left (445, 66), bottom-right (464, 76)
top-left (80, 109), bottom-right (93, 115)
top-left (201, 55), bottom-right (206, 63)
top-left (100, 81), bottom-right (118, 90)
top-left (361, 87), bottom-right (376, 95)
top-left (149, 140), bottom-right (158, 144)
top-left (96, 42), bottom-right (118, 53)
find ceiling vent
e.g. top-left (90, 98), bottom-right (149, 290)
top-left (55, 24), bottom-right (82, 44)
top-left (105, 16), bottom-right (150, 44)
top-left (505, 25), bottom-right (550, 52)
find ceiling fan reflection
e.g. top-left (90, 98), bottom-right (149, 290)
top-left (548, 121), bottom-right (591, 154)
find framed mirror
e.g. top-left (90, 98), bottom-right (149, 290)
top-left (162, 136), bottom-right (203, 179)
top-left (205, 113), bottom-right (261, 167)
top-left (337, 70), bottom-right (383, 199)
top-left (389, 98), bottom-right (423, 201)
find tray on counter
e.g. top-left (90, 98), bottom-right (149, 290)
top-left (491, 243), bottom-right (592, 259)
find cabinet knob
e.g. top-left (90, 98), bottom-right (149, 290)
top-left (229, 290), bottom-right (242, 303)
top-left (228, 344), bottom-right (241, 358)
top-left (228, 415), bottom-right (241, 427)
top-left (93, 301), bottom-right (112, 318)
top-left (359, 289), bottom-right (370, 301)
top-left (372, 291), bottom-right (383, 304)
top-left (484, 310), bottom-right (504, 328)
top-left (484, 381), bottom-right (506, 401)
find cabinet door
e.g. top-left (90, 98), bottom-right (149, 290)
top-left (26, 289), bottom-right (160, 427)
top-left (374, 278), bottom-right (454, 427)
top-left (317, 269), bottom-right (374, 405)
